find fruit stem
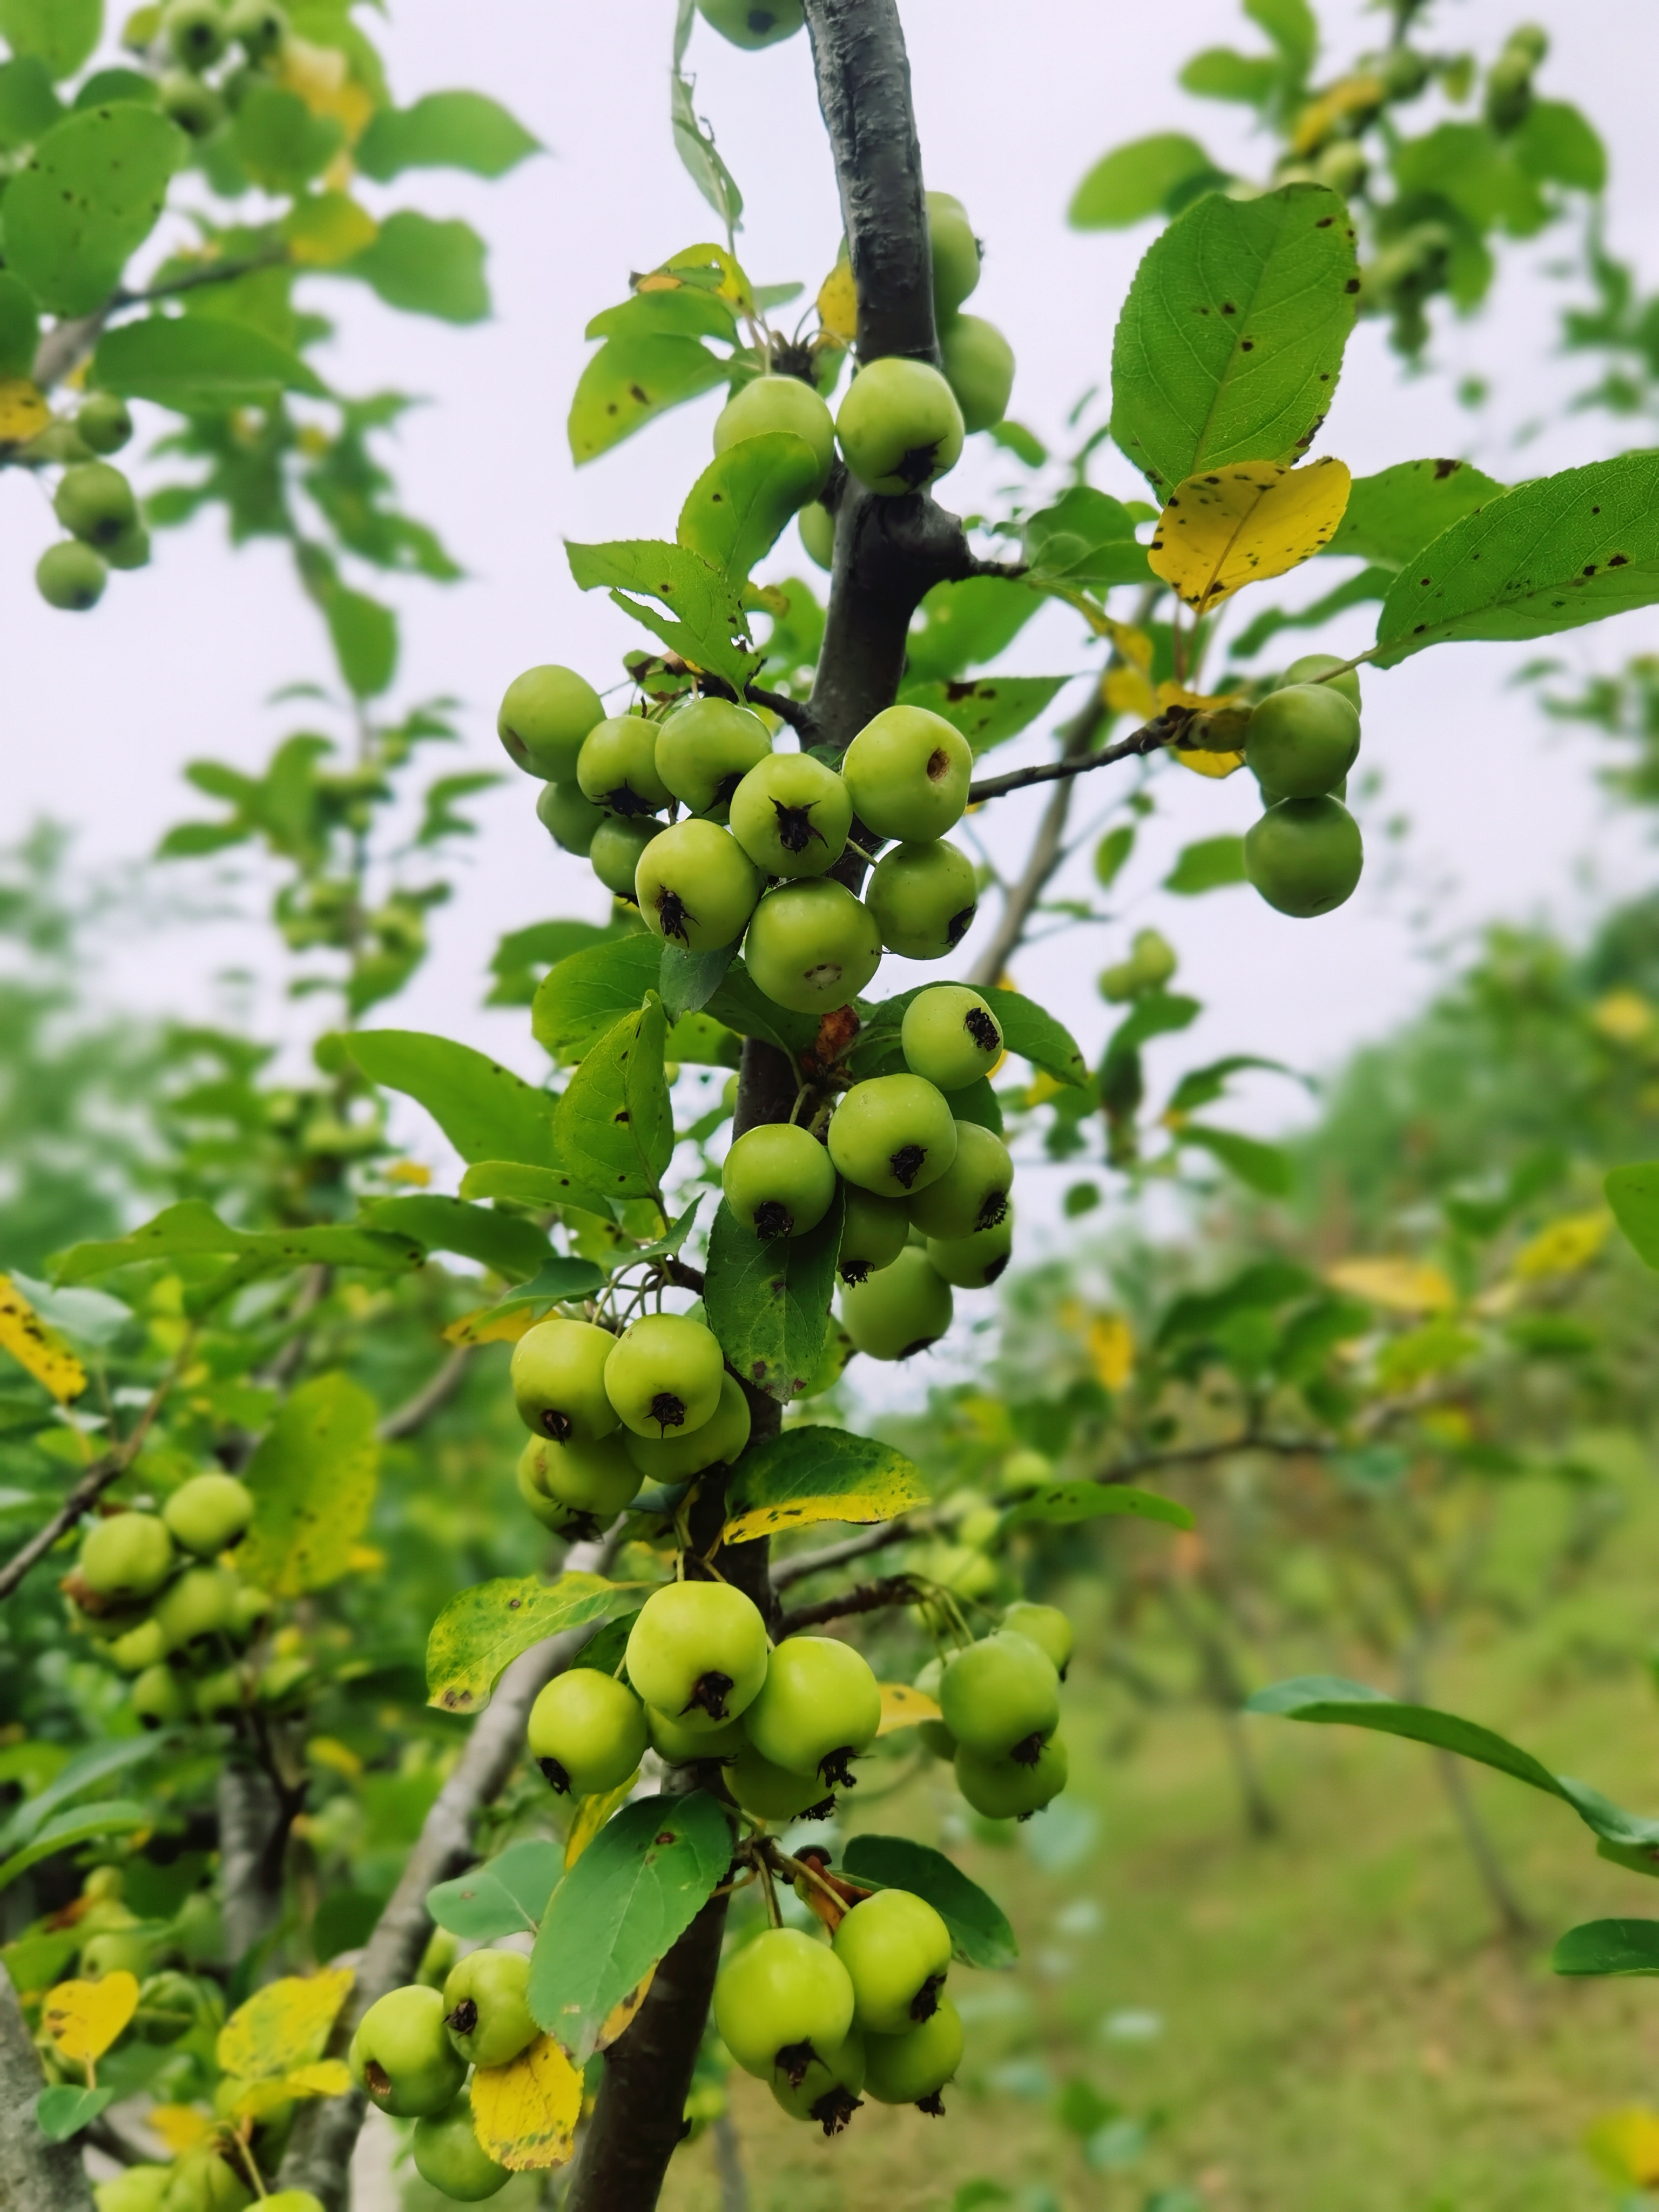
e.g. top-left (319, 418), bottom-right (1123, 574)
top-left (758, 1854), bottom-right (783, 1929)
top-left (228, 2127), bottom-right (269, 2199)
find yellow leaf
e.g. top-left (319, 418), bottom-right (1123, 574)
top-left (660, 242), bottom-right (753, 317)
top-left (346, 1543), bottom-right (385, 1574)
top-left (280, 37), bottom-right (374, 144)
top-left (1292, 74), bottom-right (1387, 155)
top-left (1586, 2107), bottom-right (1659, 2188)
top-left (597, 1968), bottom-right (656, 2050)
top-left (385, 1159), bottom-right (433, 1186)
top-left (1103, 665), bottom-right (1156, 721)
top-left (0, 1275), bottom-right (87, 1403)
top-left (1156, 684), bottom-right (1251, 777)
top-left (1327, 1257), bottom-right (1455, 1315)
top-left (0, 379), bottom-right (50, 442)
top-left (1024, 1071), bottom-right (1065, 1109)
top-left (282, 191), bottom-right (377, 268)
top-left (817, 259), bottom-right (858, 343)
top-left (1102, 618), bottom-right (1154, 674)
top-left (44, 1973), bottom-right (139, 2063)
top-left (877, 1682), bottom-right (941, 1736)
top-left (306, 1736), bottom-right (363, 1780)
top-left (217, 1967), bottom-right (354, 2082)
top-left (445, 1303), bottom-right (538, 1348)
top-left (564, 1778), bottom-right (638, 1869)
top-left (148, 2105), bottom-right (215, 2155)
top-left (1088, 1313), bottom-right (1135, 1391)
top-left (1592, 989), bottom-right (1654, 1043)
top-left (1513, 1211), bottom-right (1611, 1282)
top-left (1149, 457), bottom-right (1352, 612)
top-left (469, 2032), bottom-right (582, 2171)
top-left (229, 2058), bottom-right (353, 2115)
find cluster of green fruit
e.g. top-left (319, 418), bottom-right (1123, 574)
top-left (133, 0), bottom-right (292, 141)
top-left (33, 410), bottom-right (147, 613)
top-left (1240, 656), bottom-right (1365, 920)
top-left (912, 1600), bottom-right (1074, 1819)
top-left (96, 2160), bottom-right (322, 2212)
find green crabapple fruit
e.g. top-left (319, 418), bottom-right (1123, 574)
top-left (160, 2149), bottom-right (253, 2212)
top-left (92, 2167), bottom-right (172, 2212)
top-left (695, 0), bottom-right (804, 49)
top-left (156, 1566), bottom-right (240, 1652)
top-left (80, 1512), bottom-right (174, 1601)
top-left (713, 1926), bottom-right (855, 2084)
top-left (589, 815), bottom-right (660, 901)
top-left (411, 2094), bottom-right (510, 2201)
top-left (723, 1121), bottom-right (838, 1240)
top-left (1244, 795), bottom-right (1364, 918)
top-left (840, 1245), bottom-right (953, 1360)
top-left (82, 1927), bottom-right (152, 1978)
top-left (112, 1619), bottom-right (169, 1673)
top-left (194, 1667), bottom-right (245, 1722)
top-left (655, 696), bottom-right (772, 816)
top-left (906, 1120), bottom-right (1013, 1242)
top-left (726, 1741), bottom-right (838, 1822)
top-left (867, 839), bottom-right (978, 959)
top-left (836, 356), bottom-right (964, 495)
top-left (745, 1634), bottom-right (881, 1786)
top-left (157, 72), bottom-right (223, 135)
top-left (1245, 683), bottom-right (1360, 800)
top-left (770, 2028), bottom-right (866, 2134)
top-left (516, 1433), bottom-right (640, 1534)
top-left (647, 1704), bottom-right (750, 1764)
top-left (622, 1369), bottom-right (751, 1483)
top-left (441, 1950), bottom-right (538, 2069)
top-left (516, 1445), bottom-right (602, 1536)
top-left (536, 779), bottom-right (607, 857)
top-left (604, 1311), bottom-right (724, 1437)
top-left (635, 818), bottom-right (763, 949)
top-left (226, 0), bottom-right (289, 60)
top-left (835, 1187), bottom-right (909, 1286)
top-left (348, 1984), bottom-right (468, 2117)
top-left (163, 0), bottom-right (226, 69)
top-left (105, 522), bottom-right (151, 572)
top-left (229, 1584), bottom-right (272, 1641)
top-left (132, 1665), bottom-right (190, 1729)
top-left (1282, 651), bottom-right (1363, 713)
top-left (527, 1669), bottom-right (648, 1798)
top-left (927, 191), bottom-right (982, 320)
top-left (511, 1317), bottom-right (620, 1444)
top-left (729, 752), bottom-right (853, 877)
top-left (577, 713), bottom-right (672, 817)
top-left (497, 664), bottom-right (604, 780)
top-left (1001, 1601), bottom-right (1074, 1679)
top-left (828, 1073), bottom-right (957, 1197)
top-left (861, 1994), bottom-right (964, 2112)
top-left (954, 1731), bottom-right (1069, 1820)
top-left (798, 501), bottom-right (835, 571)
top-left (941, 1631), bottom-right (1059, 1763)
top-left (37, 542), bottom-right (107, 610)
top-left (625, 1577), bottom-right (770, 1726)
top-left (912, 1655), bottom-right (957, 1759)
top-left (54, 463), bottom-right (138, 550)
top-left (77, 394), bottom-right (134, 455)
top-left (939, 314), bottom-right (1014, 433)
top-left (841, 705), bottom-right (972, 842)
top-left (833, 1887), bottom-right (952, 2035)
top-left (163, 1473), bottom-right (253, 1557)
top-left (744, 879), bottom-right (882, 1013)
top-left (901, 984), bottom-right (1002, 1091)
top-left (713, 373), bottom-right (835, 495)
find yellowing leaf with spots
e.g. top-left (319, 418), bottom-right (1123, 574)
top-left (597, 1969), bottom-right (656, 2050)
top-left (817, 259), bottom-right (857, 343)
top-left (1293, 75), bottom-right (1387, 156)
top-left (226, 2058), bottom-right (352, 2116)
top-left (1326, 1257), bottom-right (1455, 1314)
top-left (1158, 684), bottom-right (1251, 777)
top-left (1513, 1211), bottom-right (1611, 1281)
top-left (44, 1973), bottom-right (139, 2064)
top-left (723, 1427), bottom-right (926, 1545)
top-left (217, 1966), bottom-right (353, 2082)
top-left (1150, 456), bottom-right (1351, 611)
top-left (565, 1778), bottom-right (638, 1870)
top-left (1088, 1313), bottom-right (1135, 1391)
top-left (0, 1275), bottom-right (86, 1402)
top-left (878, 1682), bottom-right (942, 1736)
top-left (1102, 618), bottom-right (1154, 673)
top-left (0, 380), bottom-right (50, 442)
top-left (470, 2032), bottom-right (582, 2170)
top-left (280, 37), bottom-right (375, 143)
top-left (444, 1301), bottom-right (539, 1348)
top-left (1586, 2107), bottom-right (1659, 2189)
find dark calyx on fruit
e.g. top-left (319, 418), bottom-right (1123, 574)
top-left (813, 2085), bottom-right (864, 2136)
top-left (538, 1756), bottom-right (574, 1795)
top-left (539, 1407), bottom-right (574, 1442)
top-left (946, 905), bottom-right (976, 946)
top-left (898, 444), bottom-right (942, 488)
top-left (649, 1391), bottom-right (688, 1432)
top-left (685, 1668), bottom-right (736, 1719)
top-left (656, 889), bottom-right (694, 942)
top-left (911, 1972), bottom-right (945, 2024)
top-left (444, 1999), bottom-right (478, 2036)
top-left (801, 1794), bottom-right (837, 1820)
top-left (772, 800), bottom-right (824, 854)
top-left (602, 785), bottom-right (655, 817)
top-left (818, 1746), bottom-right (859, 1789)
top-left (965, 1008), bottom-right (999, 1050)
top-left (776, 2040), bottom-right (819, 2089)
top-left (1009, 1731), bottom-right (1046, 1768)
top-left (754, 1199), bottom-right (794, 1240)
top-left (916, 2090), bottom-right (947, 2117)
top-left (839, 1258), bottom-right (871, 1286)
top-left (888, 1143), bottom-right (927, 1189)
top-left (976, 1189), bottom-right (1009, 1231)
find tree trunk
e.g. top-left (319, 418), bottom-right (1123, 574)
top-left (217, 1761), bottom-right (287, 1971)
top-left (0, 1970), bottom-right (97, 2212)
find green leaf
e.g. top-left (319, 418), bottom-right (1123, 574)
top-left (238, 1372), bottom-right (380, 1598)
top-left (898, 676), bottom-right (1069, 757)
top-left (529, 1792), bottom-right (732, 2063)
top-left (1179, 1123), bottom-right (1293, 1197)
top-left (1163, 834), bottom-right (1246, 894)
top-left (1392, 123), bottom-right (1546, 239)
top-left (703, 957), bottom-right (820, 1062)
top-left (0, 1800), bottom-right (150, 1892)
top-left (355, 90), bottom-right (539, 181)
top-left (532, 938), bottom-right (663, 1066)
top-left (0, 55), bottom-right (59, 150)
top-left (320, 582), bottom-right (398, 699)
top-left (93, 314), bottom-right (328, 410)
top-left (1514, 100), bottom-right (1606, 193)
top-left (35, 2086), bottom-right (114, 2143)
top-left (1374, 454), bottom-right (1659, 667)
top-left (1179, 48), bottom-right (1283, 105)
top-left (664, 1011), bottom-right (742, 1069)
top-left (0, 0), bottom-right (100, 80)
top-left (1001, 1480), bottom-right (1193, 1532)
top-left (51, 1199), bottom-right (419, 1286)
top-left (565, 538), bottom-right (758, 692)
top-left (670, 66), bottom-right (743, 231)
top-left (360, 1195), bottom-right (551, 1282)
top-left (902, 576), bottom-right (1043, 686)
top-left (1069, 133), bottom-right (1222, 231)
top-left (349, 212), bottom-right (490, 323)
top-left (1245, 0), bottom-right (1316, 73)
top-left (1022, 485), bottom-right (1152, 589)
top-left (426, 1572), bottom-right (649, 1712)
top-left (1165, 1054), bottom-right (1292, 1116)
top-left (1325, 458), bottom-right (1507, 569)
top-left (946, 1076), bottom-right (1003, 1137)
top-left (444, 1257), bottom-right (610, 1336)
top-left (1229, 564), bottom-right (1392, 657)
top-left (723, 1419), bottom-right (926, 1542)
top-left (489, 916), bottom-right (630, 1008)
top-left (839, 1836), bottom-right (1017, 1969)
top-left (349, 1029), bottom-right (561, 1168)
top-left (1094, 824), bottom-right (1136, 888)
top-left (3, 103), bottom-right (186, 315)
top-left (458, 1160), bottom-right (616, 1223)
top-left (0, 271), bottom-right (40, 377)
top-left (1553, 1920), bottom-right (1659, 1978)
top-left (1104, 991), bottom-right (1201, 1065)
top-left (1606, 1162), bottom-right (1659, 1269)
top-left (1110, 183), bottom-right (1358, 496)
top-left (427, 1838), bottom-right (563, 1940)
top-left (554, 998), bottom-right (673, 1202)
top-left (678, 430), bottom-right (822, 584)
top-left (568, 333), bottom-right (727, 464)
top-left (586, 288), bottom-right (737, 344)
top-left (705, 1193), bottom-right (841, 1407)
top-left (659, 939), bottom-right (738, 1024)
top-left (232, 82), bottom-right (342, 192)
top-left (0, 1732), bottom-right (171, 1854)
top-left (1154, 1256), bottom-right (1312, 1346)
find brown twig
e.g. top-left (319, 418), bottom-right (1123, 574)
top-left (779, 1573), bottom-right (920, 1636)
top-left (770, 1516), bottom-right (920, 1590)
top-left (967, 707), bottom-right (1192, 805)
top-left (377, 1344), bottom-right (473, 1442)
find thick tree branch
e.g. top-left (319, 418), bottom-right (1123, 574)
top-left (779, 1573), bottom-right (919, 1636)
top-left (696, 672), bottom-right (822, 744)
top-left (0, 1972), bottom-right (96, 2212)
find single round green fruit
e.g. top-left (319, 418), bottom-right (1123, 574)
top-left (861, 1995), bottom-right (963, 2111)
top-left (940, 1631), bottom-right (1059, 1761)
top-left (1001, 1601), bottom-right (1074, 1680)
top-left (695, 0), bottom-right (804, 49)
top-left (996, 1448), bottom-right (1051, 1498)
top-left (1245, 684), bottom-right (1360, 800)
top-left (164, 1473), bottom-right (253, 1558)
top-left (536, 779), bottom-right (607, 857)
top-left (745, 1634), bottom-right (880, 1786)
top-left (901, 984), bottom-right (1002, 1091)
top-left (714, 373), bottom-right (835, 496)
top-left (867, 840), bottom-right (978, 959)
top-left (927, 192), bottom-right (981, 319)
top-left (527, 1669), bottom-right (648, 1799)
top-left (157, 71), bottom-right (223, 134)
top-left (226, 0), bottom-right (288, 60)
top-left (577, 714), bottom-right (673, 818)
top-left (723, 1121), bottom-right (838, 1240)
top-left (745, 879), bottom-right (882, 1013)
top-left (828, 1073), bottom-right (957, 1198)
top-left (604, 1312), bottom-right (724, 1439)
top-left (840, 1245), bottom-right (953, 1361)
top-left (497, 665), bottom-right (604, 781)
top-left (729, 752), bottom-right (853, 878)
top-left (1280, 651), bottom-right (1362, 713)
top-left (80, 1512), bottom-right (174, 1601)
top-left (516, 1433), bottom-right (640, 1536)
top-left (412, 2093), bottom-right (510, 2201)
top-left (727, 1741), bottom-right (837, 1822)
top-left (160, 2150), bottom-right (253, 2212)
top-left (625, 1579), bottom-right (770, 1728)
top-left (55, 462), bottom-right (139, 550)
top-left (655, 696), bottom-right (772, 816)
top-left (833, 1887), bottom-right (952, 2036)
top-left (134, 1968), bottom-right (207, 2045)
top-left (104, 521), bottom-right (152, 572)
top-left (906, 1120), bottom-right (1013, 1241)
top-left (77, 393), bottom-right (134, 455)
top-left (939, 314), bottom-right (1013, 433)
top-left (589, 815), bottom-right (661, 901)
top-left (511, 1317), bottom-right (621, 1445)
top-left (622, 1369), bottom-right (751, 1484)
top-left (82, 1927), bottom-right (152, 1979)
top-left (913, 1655), bottom-right (956, 1759)
top-left (836, 357), bottom-right (964, 496)
top-left (163, 0), bottom-right (226, 69)
top-left (1244, 795), bottom-right (1364, 918)
top-left (798, 501), bottom-right (835, 571)
top-left (96, 2166), bottom-right (172, 2212)
top-left (842, 705), bottom-right (972, 842)
top-left (954, 1731), bottom-right (1068, 1820)
top-left (441, 1947), bottom-right (538, 2068)
top-left (835, 1187), bottom-right (908, 1286)
top-left (37, 541), bottom-right (107, 611)
top-left (635, 818), bottom-right (763, 950)
top-left (194, 1667), bottom-right (245, 1723)
top-left (713, 1927), bottom-right (855, 2082)
top-left (112, 1620), bottom-right (170, 1674)
top-left (770, 2029), bottom-right (865, 2134)
top-left (348, 1984), bottom-right (467, 2117)
top-left (647, 1704), bottom-right (749, 1764)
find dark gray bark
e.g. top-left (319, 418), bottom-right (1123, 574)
top-left (216, 1761), bottom-right (288, 1970)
